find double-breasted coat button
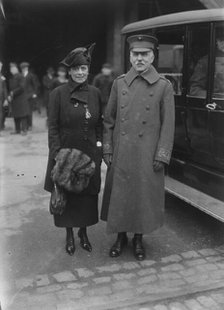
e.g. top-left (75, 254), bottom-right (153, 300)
top-left (142, 120), bottom-right (147, 124)
top-left (121, 118), bottom-right (125, 122)
top-left (121, 132), bottom-right (126, 136)
top-left (121, 105), bottom-right (125, 109)
top-left (149, 92), bottom-right (154, 96)
top-left (122, 90), bottom-right (127, 95)
top-left (146, 106), bottom-right (150, 111)
top-left (139, 132), bottom-right (143, 137)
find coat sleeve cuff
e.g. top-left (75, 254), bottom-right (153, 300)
top-left (155, 147), bottom-right (171, 164)
top-left (103, 143), bottom-right (113, 155)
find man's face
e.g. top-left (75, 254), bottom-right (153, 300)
top-left (102, 67), bottom-right (112, 76)
top-left (48, 68), bottom-right (54, 76)
top-left (130, 49), bottom-right (154, 73)
top-left (10, 65), bottom-right (18, 75)
top-left (217, 39), bottom-right (224, 53)
top-left (69, 65), bottom-right (89, 84)
top-left (21, 67), bottom-right (28, 75)
top-left (58, 69), bottom-right (67, 78)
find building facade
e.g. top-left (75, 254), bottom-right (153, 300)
top-left (1, 0), bottom-right (223, 78)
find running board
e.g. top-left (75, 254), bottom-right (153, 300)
top-left (165, 176), bottom-right (224, 222)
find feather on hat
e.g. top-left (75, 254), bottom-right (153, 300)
top-left (60, 43), bottom-right (96, 68)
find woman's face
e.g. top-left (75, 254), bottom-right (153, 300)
top-left (69, 65), bottom-right (89, 84)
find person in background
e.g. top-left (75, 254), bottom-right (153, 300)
top-left (30, 67), bottom-right (41, 114)
top-left (0, 61), bottom-right (8, 136)
top-left (101, 35), bottom-right (175, 261)
top-left (51, 65), bottom-right (68, 90)
top-left (42, 66), bottom-right (55, 117)
top-left (20, 62), bottom-right (39, 131)
top-left (8, 63), bottom-right (29, 135)
top-left (92, 63), bottom-right (114, 115)
top-left (190, 30), bottom-right (224, 97)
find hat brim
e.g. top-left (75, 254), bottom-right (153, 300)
top-left (131, 47), bottom-right (153, 52)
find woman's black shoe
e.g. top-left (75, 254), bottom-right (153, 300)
top-left (78, 228), bottom-right (92, 252)
top-left (132, 234), bottom-right (145, 261)
top-left (109, 233), bottom-right (128, 258)
top-left (66, 228), bottom-right (75, 256)
top-left (66, 237), bottom-right (75, 256)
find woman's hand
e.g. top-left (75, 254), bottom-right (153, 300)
top-left (103, 154), bottom-right (113, 167)
top-left (153, 160), bottom-right (164, 172)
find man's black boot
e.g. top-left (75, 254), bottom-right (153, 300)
top-left (132, 234), bottom-right (145, 261)
top-left (109, 232), bottom-right (128, 258)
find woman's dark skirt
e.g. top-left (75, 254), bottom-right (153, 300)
top-left (54, 193), bottom-right (98, 228)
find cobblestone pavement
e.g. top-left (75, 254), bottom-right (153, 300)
top-left (5, 246), bottom-right (224, 310)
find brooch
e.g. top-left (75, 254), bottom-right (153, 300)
top-left (84, 104), bottom-right (92, 119)
top-left (73, 101), bottom-right (91, 119)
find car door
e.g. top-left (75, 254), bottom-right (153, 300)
top-left (186, 23), bottom-right (212, 167)
top-left (156, 26), bottom-right (188, 160)
top-left (208, 22), bottom-right (224, 170)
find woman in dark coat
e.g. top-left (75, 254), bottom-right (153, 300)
top-left (44, 44), bottom-right (103, 255)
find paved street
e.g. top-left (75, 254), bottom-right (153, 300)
top-left (1, 113), bottom-right (224, 310)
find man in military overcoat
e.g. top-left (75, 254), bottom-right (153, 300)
top-left (101, 34), bottom-right (175, 261)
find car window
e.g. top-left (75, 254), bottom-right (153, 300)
top-left (212, 24), bottom-right (224, 99)
top-left (157, 28), bottom-right (184, 95)
top-left (188, 25), bottom-right (210, 99)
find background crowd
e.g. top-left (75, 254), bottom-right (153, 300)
top-left (0, 61), bottom-right (116, 136)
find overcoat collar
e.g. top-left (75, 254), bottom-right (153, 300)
top-left (125, 65), bottom-right (160, 86)
top-left (68, 79), bottom-right (89, 104)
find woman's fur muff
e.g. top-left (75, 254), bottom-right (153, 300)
top-left (51, 148), bottom-right (96, 193)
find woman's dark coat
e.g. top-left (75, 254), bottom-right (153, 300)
top-left (44, 80), bottom-right (103, 227)
top-left (9, 73), bottom-right (29, 118)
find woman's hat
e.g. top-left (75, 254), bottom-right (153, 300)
top-left (60, 43), bottom-right (96, 68)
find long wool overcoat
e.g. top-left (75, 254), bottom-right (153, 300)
top-left (101, 66), bottom-right (175, 234)
top-left (44, 80), bottom-right (102, 228)
top-left (9, 73), bottom-right (29, 118)
top-left (23, 72), bottom-right (40, 116)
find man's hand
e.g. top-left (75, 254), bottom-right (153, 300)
top-left (103, 154), bottom-right (113, 167)
top-left (153, 160), bottom-right (164, 172)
